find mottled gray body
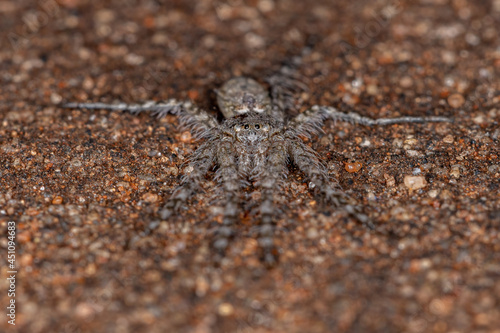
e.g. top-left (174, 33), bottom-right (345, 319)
top-left (63, 64), bottom-right (450, 266)
top-left (217, 77), bottom-right (272, 118)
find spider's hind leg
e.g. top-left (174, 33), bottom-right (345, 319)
top-left (267, 48), bottom-right (311, 122)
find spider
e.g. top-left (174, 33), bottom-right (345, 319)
top-left (63, 60), bottom-right (450, 266)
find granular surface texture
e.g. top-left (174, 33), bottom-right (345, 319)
top-left (0, 1), bottom-right (499, 332)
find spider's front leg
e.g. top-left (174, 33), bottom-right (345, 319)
top-left (310, 105), bottom-right (451, 126)
top-left (286, 104), bottom-right (450, 141)
top-left (64, 99), bottom-right (218, 136)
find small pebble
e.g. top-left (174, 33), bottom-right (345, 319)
top-left (51, 93), bottom-right (63, 104)
top-left (20, 253), bottom-right (33, 266)
top-left (218, 303), bottom-right (234, 316)
top-left (257, 0), bottom-right (275, 12)
top-left (360, 139), bottom-right (371, 147)
top-left (440, 189), bottom-right (452, 200)
top-left (244, 32), bottom-right (265, 49)
top-left (443, 135), bottom-right (454, 144)
top-left (447, 93), bottom-right (465, 108)
top-left (345, 162), bottom-right (362, 173)
top-left (392, 138), bottom-right (403, 148)
top-left (366, 84), bottom-right (378, 95)
top-left (307, 227), bottom-right (319, 239)
top-left (95, 9), bottom-right (116, 23)
top-left (428, 189), bottom-right (439, 198)
top-left (474, 313), bottom-right (491, 326)
top-left (384, 173), bottom-right (396, 187)
top-left (409, 258), bottom-right (432, 272)
top-left (450, 165), bottom-right (461, 178)
top-left (195, 276), bottom-right (209, 297)
top-left (52, 196), bottom-right (63, 205)
top-left (487, 164), bottom-right (499, 174)
top-left (124, 53), bottom-right (145, 66)
top-left (142, 193), bottom-right (159, 203)
top-left (406, 150), bottom-right (422, 157)
top-left (148, 221), bottom-right (160, 230)
top-left (429, 297), bottom-right (454, 316)
top-left (17, 231), bottom-right (31, 243)
top-left (404, 175), bottom-right (427, 190)
top-left (188, 90), bottom-right (199, 100)
top-left (26, 208), bottom-right (40, 216)
top-left (75, 302), bottom-right (95, 319)
top-left (342, 93), bottom-right (359, 105)
top-left (180, 131), bottom-right (192, 142)
top-left (400, 76), bottom-right (413, 88)
top-left (403, 137), bottom-right (418, 148)
top-left (473, 113), bottom-right (486, 125)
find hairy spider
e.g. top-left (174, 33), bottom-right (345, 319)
top-left (63, 60), bottom-right (450, 266)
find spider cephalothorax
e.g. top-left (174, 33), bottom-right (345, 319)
top-left (216, 77), bottom-right (272, 118)
top-left (63, 59), bottom-right (450, 266)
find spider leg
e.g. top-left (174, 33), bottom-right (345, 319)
top-left (63, 99), bottom-right (218, 135)
top-left (211, 140), bottom-right (242, 253)
top-left (287, 107), bottom-right (327, 138)
top-left (311, 105), bottom-right (451, 126)
top-left (287, 136), bottom-right (370, 224)
top-left (267, 50), bottom-right (310, 122)
top-left (252, 138), bottom-right (289, 267)
top-left (160, 138), bottom-right (217, 219)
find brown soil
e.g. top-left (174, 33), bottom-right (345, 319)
top-left (1, 0), bottom-right (499, 332)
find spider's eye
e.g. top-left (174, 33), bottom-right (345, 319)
top-left (255, 124), bottom-right (260, 129)
top-left (244, 124), bottom-right (249, 129)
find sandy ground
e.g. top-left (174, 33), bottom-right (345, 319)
top-left (1, 0), bottom-right (499, 332)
